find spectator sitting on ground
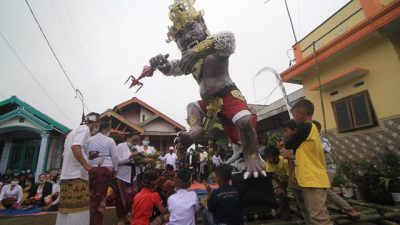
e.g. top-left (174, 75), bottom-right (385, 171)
top-left (22, 173), bottom-right (34, 203)
top-left (204, 164), bottom-right (244, 225)
top-left (45, 173), bottom-right (54, 185)
top-left (25, 173), bottom-right (52, 207)
top-left (131, 169), bottom-right (168, 225)
top-left (43, 174), bottom-right (61, 211)
top-left (1, 169), bottom-right (13, 185)
top-left (0, 176), bottom-right (23, 209)
top-left (168, 169), bottom-right (199, 225)
top-left (163, 164), bottom-right (176, 180)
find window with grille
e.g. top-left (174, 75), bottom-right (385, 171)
top-left (331, 90), bottom-right (377, 132)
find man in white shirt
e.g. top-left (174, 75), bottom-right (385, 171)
top-left (199, 147), bottom-right (209, 180)
top-left (161, 146), bottom-right (177, 170)
top-left (113, 133), bottom-right (140, 225)
top-left (87, 120), bottom-right (118, 225)
top-left (167, 169), bottom-right (199, 225)
top-left (56, 112), bottom-right (100, 225)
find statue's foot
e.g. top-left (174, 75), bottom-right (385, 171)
top-left (174, 131), bottom-right (193, 148)
top-left (243, 153), bottom-right (267, 179)
top-left (174, 131), bottom-right (194, 159)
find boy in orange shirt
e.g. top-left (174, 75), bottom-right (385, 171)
top-left (131, 170), bottom-right (168, 225)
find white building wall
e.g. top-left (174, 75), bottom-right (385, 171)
top-left (143, 119), bottom-right (176, 132)
top-left (140, 107), bottom-right (154, 123)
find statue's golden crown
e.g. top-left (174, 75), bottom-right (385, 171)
top-left (167, 0), bottom-right (204, 42)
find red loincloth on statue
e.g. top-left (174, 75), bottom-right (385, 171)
top-left (197, 91), bottom-right (257, 143)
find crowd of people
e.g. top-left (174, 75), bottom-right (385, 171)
top-left (52, 112), bottom-right (210, 225)
top-left (0, 99), bottom-right (361, 225)
top-left (0, 169), bottom-right (61, 211)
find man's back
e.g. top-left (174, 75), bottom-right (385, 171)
top-left (167, 189), bottom-right (199, 225)
top-left (61, 125), bottom-right (90, 180)
top-left (208, 184), bottom-right (244, 225)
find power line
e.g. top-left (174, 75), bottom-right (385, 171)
top-left (24, 0), bottom-right (90, 112)
top-left (63, 1), bottom-right (103, 108)
top-left (51, 0), bottom-right (102, 110)
top-left (0, 31), bottom-right (75, 125)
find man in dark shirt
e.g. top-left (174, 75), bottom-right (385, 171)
top-left (204, 164), bottom-right (244, 225)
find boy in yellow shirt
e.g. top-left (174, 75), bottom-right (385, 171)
top-left (280, 99), bottom-right (332, 225)
top-left (265, 145), bottom-right (291, 220)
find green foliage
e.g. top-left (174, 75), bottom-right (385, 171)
top-left (265, 132), bottom-right (282, 146)
top-left (335, 150), bottom-right (400, 204)
top-left (379, 151), bottom-right (400, 192)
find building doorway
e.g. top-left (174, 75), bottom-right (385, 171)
top-left (8, 139), bottom-right (40, 174)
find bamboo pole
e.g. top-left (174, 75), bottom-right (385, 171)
top-left (377, 220), bottom-right (399, 225)
top-left (258, 220), bottom-right (305, 225)
top-left (335, 213), bottom-right (383, 225)
top-left (346, 200), bottom-right (399, 212)
top-left (383, 211), bottom-right (400, 219)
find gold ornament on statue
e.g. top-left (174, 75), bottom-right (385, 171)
top-left (167, 0), bottom-right (204, 42)
top-left (192, 38), bottom-right (214, 53)
top-left (205, 98), bottom-right (223, 118)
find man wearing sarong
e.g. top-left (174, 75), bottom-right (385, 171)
top-left (113, 133), bottom-right (140, 225)
top-left (56, 112), bottom-right (100, 225)
top-left (87, 120), bottom-right (118, 225)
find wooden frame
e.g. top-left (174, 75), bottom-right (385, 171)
top-left (332, 98), bottom-right (354, 132)
top-left (349, 91), bottom-right (374, 129)
top-left (331, 90), bottom-right (376, 133)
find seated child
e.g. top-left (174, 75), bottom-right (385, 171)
top-left (168, 169), bottom-right (199, 225)
top-left (43, 175), bottom-right (60, 211)
top-left (204, 164), bottom-right (244, 225)
top-left (265, 145), bottom-right (290, 220)
top-left (131, 170), bottom-right (168, 225)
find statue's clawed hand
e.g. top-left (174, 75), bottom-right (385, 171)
top-left (243, 153), bottom-right (267, 179)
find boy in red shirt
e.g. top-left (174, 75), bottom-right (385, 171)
top-left (131, 170), bottom-right (168, 225)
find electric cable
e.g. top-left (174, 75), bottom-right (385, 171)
top-left (0, 31), bottom-right (75, 125)
top-left (24, 0), bottom-right (90, 112)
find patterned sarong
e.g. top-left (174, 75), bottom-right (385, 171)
top-left (111, 178), bottom-right (134, 219)
top-left (89, 167), bottom-right (113, 225)
top-left (58, 178), bottom-right (90, 213)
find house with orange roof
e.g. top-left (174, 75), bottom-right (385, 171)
top-left (100, 97), bottom-right (186, 153)
top-left (280, 0), bottom-right (400, 160)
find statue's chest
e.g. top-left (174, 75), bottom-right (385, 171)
top-left (192, 54), bottom-right (221, 82)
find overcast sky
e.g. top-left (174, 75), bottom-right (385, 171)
top-left (0, 0), bottom-right (350, 129)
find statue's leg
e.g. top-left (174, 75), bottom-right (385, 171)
top-left (235, 114), bottom-right (266, 179)
top-left (175, 101), bottom-right (204, 159)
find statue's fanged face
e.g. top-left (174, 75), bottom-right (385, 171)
top-left (175, 20), bottom-right (207, 51)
